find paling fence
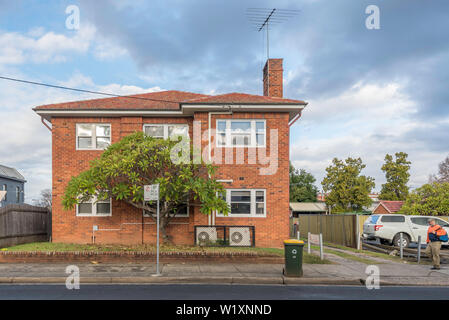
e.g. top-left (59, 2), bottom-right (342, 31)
top-left (194, 225), bottom-right (256, 247)
top-left (292, 214), bottom-right (360, 248)
top-left (0, 204), bottom-right (49, 248)
top-left (291, 214), bottom-right (449, 249)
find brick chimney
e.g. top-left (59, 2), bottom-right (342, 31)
top-left (263, 58), bottom-right (283, 98)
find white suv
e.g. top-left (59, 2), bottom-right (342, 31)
top-left (363, 214), bottom-right (449, 247)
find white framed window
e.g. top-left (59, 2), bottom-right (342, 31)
top-left (76, 124), bottom-right (111, 150)
top-left (216, 119), bottom-right (266, 147)
top-left (76, 197), bottom-right (112, 217)
top-left (217, 189), bottom-right (266, 218)
top-left (143, 124), bottom-right (189, 140)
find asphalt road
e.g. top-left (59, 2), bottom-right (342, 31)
top-left (1, 284), bottom-right (449, 300)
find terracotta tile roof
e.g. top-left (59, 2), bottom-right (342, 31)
top-left (379, 201), bottom-right (405, 213)
top-left (34, 90), bottom-right (306, 111)
top-left (183, 92), bottom-right (306, 105)
top-left (34, 90), bottom-right (209, 111)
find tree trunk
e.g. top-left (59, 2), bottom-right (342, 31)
top-left (159, 216), bottom-right (171, 244)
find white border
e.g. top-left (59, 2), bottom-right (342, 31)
top-left (217, 189), bottom-right (266, 218)
top-left (216, 119), bottom-right (266, 148)
top-left (142, 123), bottom-right (190, 139)
top-left (76, 123), bottom-right (111, 151)
top-left (76, 197), bottom-right (112, 217)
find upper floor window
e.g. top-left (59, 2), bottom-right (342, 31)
top-left (143, 124), bottom-right (189, 140)
top-left (76, 124), bottom-right (111, 150)
top-left (16, 186), bottom-right (20, 203)
top-left (76, 196), bottom-right (112, 217)
top-left (2, 184), bottom-right (6, 201)
top-left (216, 120), bottom-right (266, 147)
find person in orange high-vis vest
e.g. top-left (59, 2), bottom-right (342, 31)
top-left (425, 219), bottom-right (446, 270)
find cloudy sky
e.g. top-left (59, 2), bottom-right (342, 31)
top-left (0, 0), bottom-right (448, 202)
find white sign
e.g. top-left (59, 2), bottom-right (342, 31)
top-left (309, 233), bottom-right (320, 245)
top-left (0, 191), bottom-right (6, 202)
top-left (144, 184), bottom-right (159, 201)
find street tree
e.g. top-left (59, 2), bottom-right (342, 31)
top-left (321, 157), bottom-right (375, 213)
top-left (400, 182), bottom-right (449, 216)
top-left (34, 189), bottom-right (52, 210)
top-left (289, 163), bottom-right (318, 202)
top-left (429, 155), bottom-right (449, 183)
top-left (379, 152), bottom-right (411, 201)
top-left (62, 132), bottom-right (229, 243)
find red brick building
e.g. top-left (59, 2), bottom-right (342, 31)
top-left (372, 201), bottom-right (404, 214)
top-left (34, 59), bottom-right (307, 248)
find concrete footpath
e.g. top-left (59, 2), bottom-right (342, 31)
top-left (1, 249), bottom-right (449, 286)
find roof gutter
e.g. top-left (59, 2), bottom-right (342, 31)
top-left (41, 116), bottom-right (52, 132)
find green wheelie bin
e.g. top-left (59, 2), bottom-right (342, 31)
top-left (283, 239), bottom-right (305, 277)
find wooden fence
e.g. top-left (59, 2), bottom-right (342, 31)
top-left (291, 214), bottom-right (449, 249)
top-left (291, 214), bottom-right (360, 248)
top-left (0, 204), bottom-right (50, 248)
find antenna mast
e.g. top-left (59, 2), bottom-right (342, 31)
top-left (246, 8), bottom-right (300, 60)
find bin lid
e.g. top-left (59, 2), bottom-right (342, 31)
top-left (284, 239), bottom-right (304, 244)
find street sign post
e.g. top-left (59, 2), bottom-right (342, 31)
top-left (144, 184), bottom-right (161, 276)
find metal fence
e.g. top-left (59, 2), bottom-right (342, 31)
top-left (0, 204), bottom-right (49, 248)
top-left (292, 214), bottom-right (359, 248)
top-left (194, 225), bottom-right (256, 247)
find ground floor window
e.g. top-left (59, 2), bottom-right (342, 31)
top-left (76, 197), bottom-right (112, 217)
top-left (143, 202), bottom-right (189, 218)
top-left (217, 189), bottom-right (266, 218)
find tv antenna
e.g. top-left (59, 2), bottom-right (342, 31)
top-left (246, 8), bottom-right (300, 59)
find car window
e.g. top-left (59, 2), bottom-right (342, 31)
top-left (366, 215), bottom-right (379, 224)
top-left (381, 215), bottom-right (405, 223)
top-left (411, 217), bottom-right (429, 226)
top-left (435, 219), bottom-right (449, 227)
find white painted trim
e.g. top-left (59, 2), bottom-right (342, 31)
top-left (216, 119), bottom-right (266, 148)
top-left (217, 189), bottom-right (267, 218)
top-left (35, 104), bottom-right (305, 120)
top-left (76, 123), bottom-right (111, 151)
top-left (76, 197), bottom-right (112, 217)
top-left (142, 123), bottom-right (189, 139)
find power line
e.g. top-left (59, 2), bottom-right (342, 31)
top-left (0, 76), bottom-right (180, 103)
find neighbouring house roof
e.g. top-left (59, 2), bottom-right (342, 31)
top-left (373, 201), bottom-right (405, 214)
top-left (0, 165), bottom-right (26, 182)
top-left (33, 90), bottom-right (307, 121)
top-left (290, 202), bottom-right (327, 213)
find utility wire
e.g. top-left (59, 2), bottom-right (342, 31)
top-left (0, 76), bottom-right (180, 103)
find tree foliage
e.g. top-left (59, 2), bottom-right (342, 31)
top-left (321, 157), bottom-right (375, 213)
top-left (62, 132), bottom-right (229, 243)
top-left (400, 182), bottom-right (449, 216)
top-left (289, 163), bottom-right (318, 202)
top-left (379, 152), bottom-right (411, 201)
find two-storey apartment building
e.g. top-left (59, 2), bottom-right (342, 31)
top-left (34, 59), bottom-right (306, 248)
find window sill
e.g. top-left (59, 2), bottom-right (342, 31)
top-left (216, 215), bottom-right (266, 218)
top-left (76, 214), bottom-right (112, 217)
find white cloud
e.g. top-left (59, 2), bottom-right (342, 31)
top-left (290, 81), bottom-right (442, 192)
top-left (0, 71), bottom-right (162, 203)
top-left (0, 23), bottom-right (129, 65)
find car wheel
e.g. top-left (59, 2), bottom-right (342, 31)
top-left (393, 233), bottom-right (410, 248)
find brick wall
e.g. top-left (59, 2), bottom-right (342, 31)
top-left (51, 112), bottom-right (290, 248)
